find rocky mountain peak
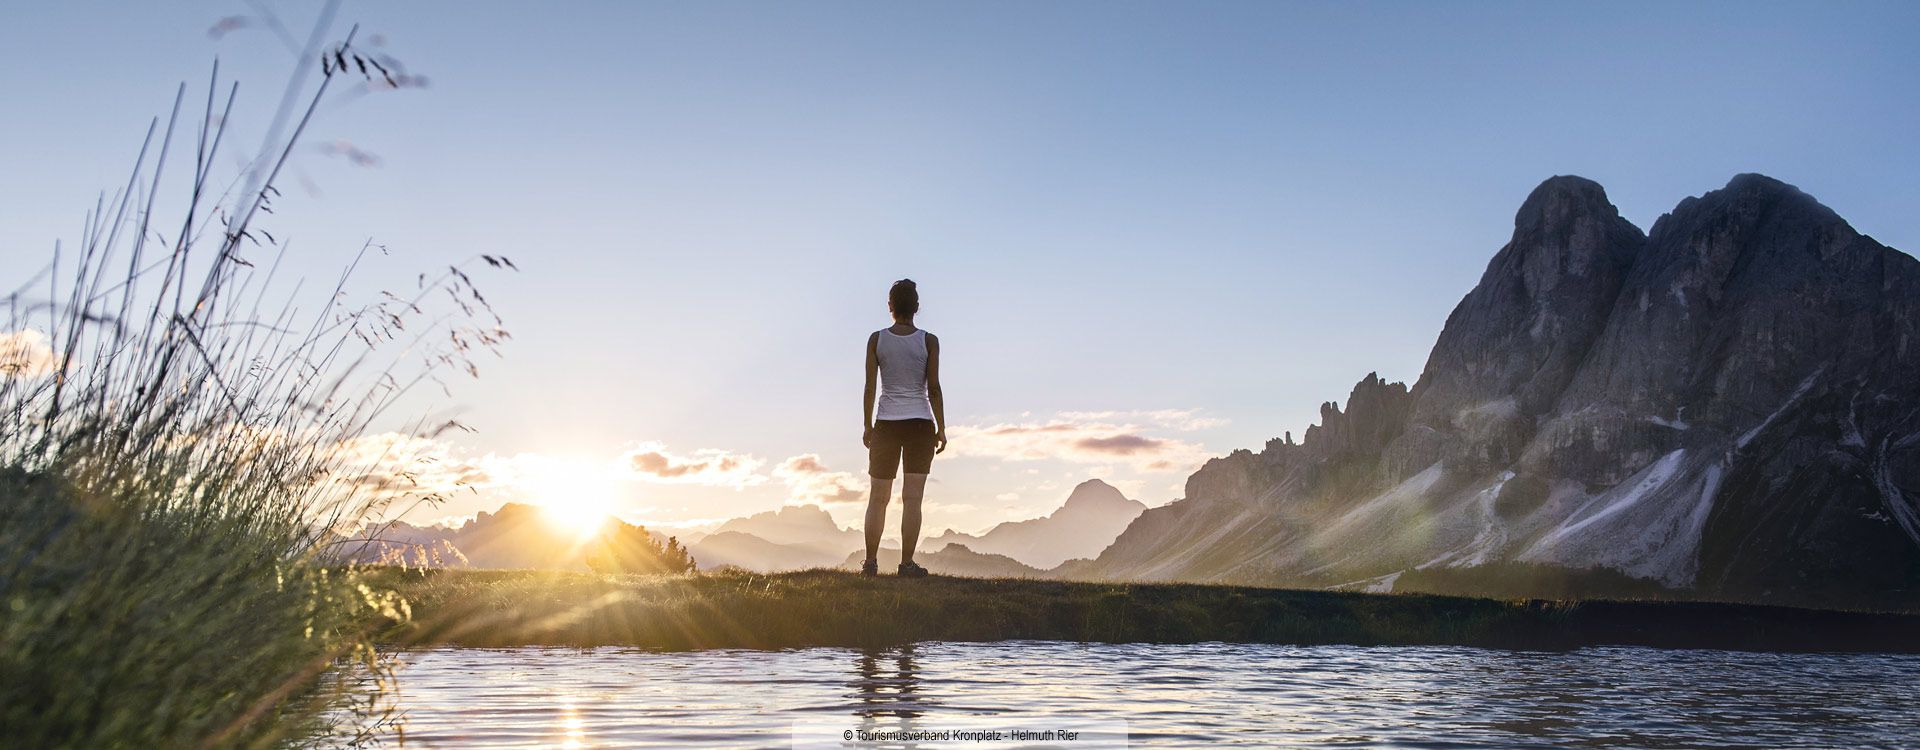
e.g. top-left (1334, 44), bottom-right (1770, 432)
top-left (1556, 172), bottom-right (1905, 440)
top-left (1513, 175), bottom-right (1621, 236)
top-left (1391, 174), bottom-right (1647, 479)
top-left (777, 504), bottom-right (838, 523)
top-left (1080, 174), bottom-right (1920, 608)
top-left (725, 503), bottom-right (838, 526)
top-left (1298, 372), bottom-right (1412, 461)
top-left (1649, 173), bottom-right (1843, 250)
top-left (1061, 479), bottom-right (1130, 510)
top-left (713, 503), bottom-right (855, 547)
top-left (923, 478), bottom-right (1145, 570)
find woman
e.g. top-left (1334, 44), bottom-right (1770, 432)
top-left (861, 279), bottom-right (947, 577)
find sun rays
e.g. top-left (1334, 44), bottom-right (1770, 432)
top-left (524, 459), bottom-right (620, 539)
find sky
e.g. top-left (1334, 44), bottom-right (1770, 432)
top-left (3, 1), bottom-right (1917, 536)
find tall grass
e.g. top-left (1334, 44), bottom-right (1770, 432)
top-left (0, 11), bottom-right (505, 748)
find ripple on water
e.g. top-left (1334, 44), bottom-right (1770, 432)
top-left (349, 642), bottom-right (1920, 748)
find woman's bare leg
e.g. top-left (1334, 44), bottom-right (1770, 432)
top-left (864, 477), bottom-right (894, 562)
top-left (899, 473), bottom-right (928, 564)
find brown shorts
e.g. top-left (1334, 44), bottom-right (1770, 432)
top-left (868, 418), bottom-right (935, 480)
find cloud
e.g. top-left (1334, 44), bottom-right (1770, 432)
top-left (774, 454), bottom-right (868, 505)
top-left (776, 454), bottom-right (832, 475)
top-left (946, 414), bottom-right (1214, 474)
top-left (1053, 408), bottom-right (1229, 431)
top-left (0, 330), bottom-right (56, 378)
top-left (1073, 434), bottom-right (1168, 455)
top-left (327, 432), bottom-right (503, 499)
top-left (621, 442), bottom-right (766, 488)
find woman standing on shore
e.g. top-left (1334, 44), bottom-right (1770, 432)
top-left (861, 279), bottom-right (947, 577)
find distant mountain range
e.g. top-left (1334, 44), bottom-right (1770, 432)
top-left (688, 531), bottom-right (846, 571)
top-left (339, 503), bottom-right (689, 571)
top-left (842, 544), bottom-right (1046, 578)
top-left (1065, 174), bottom-right (1920, 608)
top-left (691, 504), bottom-right (858, 570)
top-left (341, 480), bottom-right (1145, 576)
top-left (923, 479), bottom-right (1145, 569)
top-left (690, 480), bottom-right (1142, 572)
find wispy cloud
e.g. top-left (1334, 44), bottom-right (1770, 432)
top-left (621, 442), bottom-right (766, 488)
top-left (774, 453), bottom-right (868, 505)
top-left (0, 329), bottom-right (56, 378)
top-left (1053, 408), bottom-right (1228, 431)
top-left (947, 412), bottom-right (1215, 473)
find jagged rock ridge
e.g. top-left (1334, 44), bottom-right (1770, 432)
top-left (1073, 174), bottom-right (1920, 606)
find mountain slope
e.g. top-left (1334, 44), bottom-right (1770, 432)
top-left (842, 544), bottom-right (1048, 579)
top-left (689, 531), bottom-right (849, 572)
top-left (923, 479), bottom-right (1146, 568)
top-left (712, 505), bottom-right (859, 549)
top-left (1075, 174), bottom-right (1920, 607)
top-left (340, 503), bottom-right (695, 572)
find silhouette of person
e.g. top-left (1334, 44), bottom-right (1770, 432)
top-left (861, 279), bottom-right (947, 577)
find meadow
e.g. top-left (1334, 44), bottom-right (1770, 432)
top-left (375, 567), bottom-right (1920, 653)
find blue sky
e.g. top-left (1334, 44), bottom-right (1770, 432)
top-left (3, 1), bottom-right (1916, 534)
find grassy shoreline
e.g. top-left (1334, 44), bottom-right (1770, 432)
top-left (373, 568), bottom-right (1920, 653)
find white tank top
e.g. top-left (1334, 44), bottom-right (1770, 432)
top-left (875, 328), bottom-right (934, 421)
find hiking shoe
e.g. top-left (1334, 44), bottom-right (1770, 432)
top-left (860, 558), bottom-right (879, 577)
top-left (897, 561), bottom-right (930, 578)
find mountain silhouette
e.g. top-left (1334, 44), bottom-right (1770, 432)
top-left (689, 530), bottom-right (849, 571)
top-left (686, 504), bottom-right (862, 571)
top-left (711, 504), bottom-right (860, 548)
top-left (923, 479), bottom-right (1145, 568)
top-left (842, 544), bottom-right (1046, 578)
top-left (339, 502), bottom-right (691, 572)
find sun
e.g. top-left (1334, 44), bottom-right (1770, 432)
top-left (524, 461), bottom-right (618, 538)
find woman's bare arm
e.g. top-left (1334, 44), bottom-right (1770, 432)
top-left (926, 333), bottom-right (947, 453)
top-left (863, 332), bottom-right (879, 447)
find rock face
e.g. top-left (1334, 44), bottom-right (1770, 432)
top-left (1076, 175), bottom-right (1920, 607)
top-left (924, 479), bottom-right (1146, 569)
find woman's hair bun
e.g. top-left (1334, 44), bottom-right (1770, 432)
top-left (889, 279), bottom-right (920, 316)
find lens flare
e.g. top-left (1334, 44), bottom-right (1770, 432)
top-left (525, 461), bottom-right (616, 538)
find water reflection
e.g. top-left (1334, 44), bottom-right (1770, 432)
top-left (357, 643), bottom-right (1920, 748)
top-left (845, 646), bottom-right (932, 749)
top-left (851, 645), bottom-right (925, 718)
top-left (555, 702), bottom-right (586, 748)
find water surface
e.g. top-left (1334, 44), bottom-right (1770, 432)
top-left (370, 642), bottom-right (1920, 748)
